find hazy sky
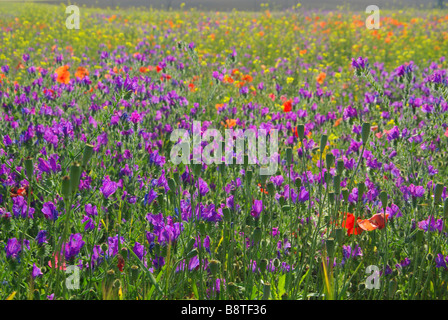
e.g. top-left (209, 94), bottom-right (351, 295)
top-left (29, 0), bottom-right (445, 11)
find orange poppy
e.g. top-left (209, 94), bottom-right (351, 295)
top-left (334, 118), bottom-right (342, 127)
top-left (242, 74), bottom-right (253, 82)
top-left (224, 119), bottom-right (237, 128)
top-left (75, 66), bottom-right (89, 80)
top-left (55, 65), bottom-right (70, 84)
top-left (358, 213), bottom-right (389, 231)
top-left (316, 72), bottom-right (326, 84)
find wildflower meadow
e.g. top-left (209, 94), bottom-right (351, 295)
top-left (1, 1), bottom-right (448, 301)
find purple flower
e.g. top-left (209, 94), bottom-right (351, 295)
top-left (32, 263), bottom-right (43, 278)
top-left (435, 254), bottom-right (447, 269)
top-left (198, 177), bottom-right (209, 196)
top-left (81, 215), bottom-right (95, 231)
top-left (36, 230), bottom-right (48, 245)
top-left (396, 257), bottom-right (411, 271)
top-left (409, 184), bottom-right (425, 198)
top-left (42, 202), bottom-right (58, 221)
top-left (12, 196), bottom-right (34, 218)
top-left (63, 233), bottom-right (85, 260)
top-left (85, 204), bottom-right (98, 216)
top-left (91, 245), bottom-right (104, 268)
top-left (351, 56), bottom-right (368, 70)
top-left (107, 235), bottom-right (125, 257)
top-left (250, 200), bottom-right (263, 219)
top-left (5, 238), bottom-right (22, 259)
top-left (100, 177), bottom-right (118, 199)
top-left (418, 216), bottom-right (443, 233)
top-left (144, 189), bottom-right (157, 206)
top-left (133, 242), bottom-right (147, 261)
top-left (342, 245), bottom-right (363, 264)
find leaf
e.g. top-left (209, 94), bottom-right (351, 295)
top-left (148, 266), bottom-right (165, 300)
top-left (278, 274), bottom-right (286, 298)
top-left (250, 285), bottom-right (258, 300)
top-left (126, 241), bottom-right (163, 295)
top-left (192, 281), bottom-right (199, 299)
top-left (6, 291), bottom-right (16, 300)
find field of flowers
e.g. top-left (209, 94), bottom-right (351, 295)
top-left (1, 2), bottom-right (448, 300)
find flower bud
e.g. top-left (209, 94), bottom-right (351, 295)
top-left (379, 191), bottom-right (388, 209)
top-left (82, 144), bottom-right (94, 167)
top-left (199, 221), bottom-right (206, 235)
top-left (361, 122), bottom-right (371, 144)
top-left (297, 125), bottom-right (305, 140)
top-left (416, 229), bottom-right (424, 245)
top-left (333, 175), bottom-right (340, 194)
top-left (335, 228), bottom-right (344, 243)
top-left (253, 227), bottom-right (262, 243)
top-left (326, 238), bottom-right (335, 257)
top-left (259, 259), bottom-right (268, 272)
top-left (267, 181), bottom-right (275, 196)
top-left (222, 208), bottom-right (231, 222)
top-left (295, 177), bottom-right (302, 189)
top-left (167, 178), bottom-right (176, 191)
top-left (24, 157), bottom-right (33, 182)
top-left (209, 260), bottom-right (220, 277)
top-left (320, 134), bottom-right (328, 153)
top-left (434, 183), bottom-right (444, 204)
top-left (336, 159), bottom-right (344, 176)
top-left (62, 176), bottom-right (71, 201)
top-left (342, 188), bottom-right (349, 202)
top-left (444, 198), bottom-right (448, 219)
top-left (69, 163), bottom-right (81, 194)
top-left (285, 147), bottom-right (292, 164)
top-left (246, 168), bottom-right (253, 182)
top-left (328, 192), bottom-right (335, 204)
top-left (326, 153), bottom-right (334, 169)
top-left (262, 282), bottom-right (271, 300)
top-left (358, 182), bottom-right (365, 202)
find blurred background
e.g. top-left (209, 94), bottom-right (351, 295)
top-left (0, 0), bottom-right (446, 11)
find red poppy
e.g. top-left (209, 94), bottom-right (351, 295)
top-left (341, 212), bottom-right (363, 235)
top-left (48, 254), bottom-right (67, 271)
top-left (283, 99), bottom-right (292, 113)
top-left (257, 183), bottom-right (268, 195)
top-left (117, 255), bottom-right (125, 272)
top-left (10, 186), bottom-right (31, 198)
top-left (358, 213), bottom-right (389, 231)
top-left (293, 126), bottom-right (298, 138)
